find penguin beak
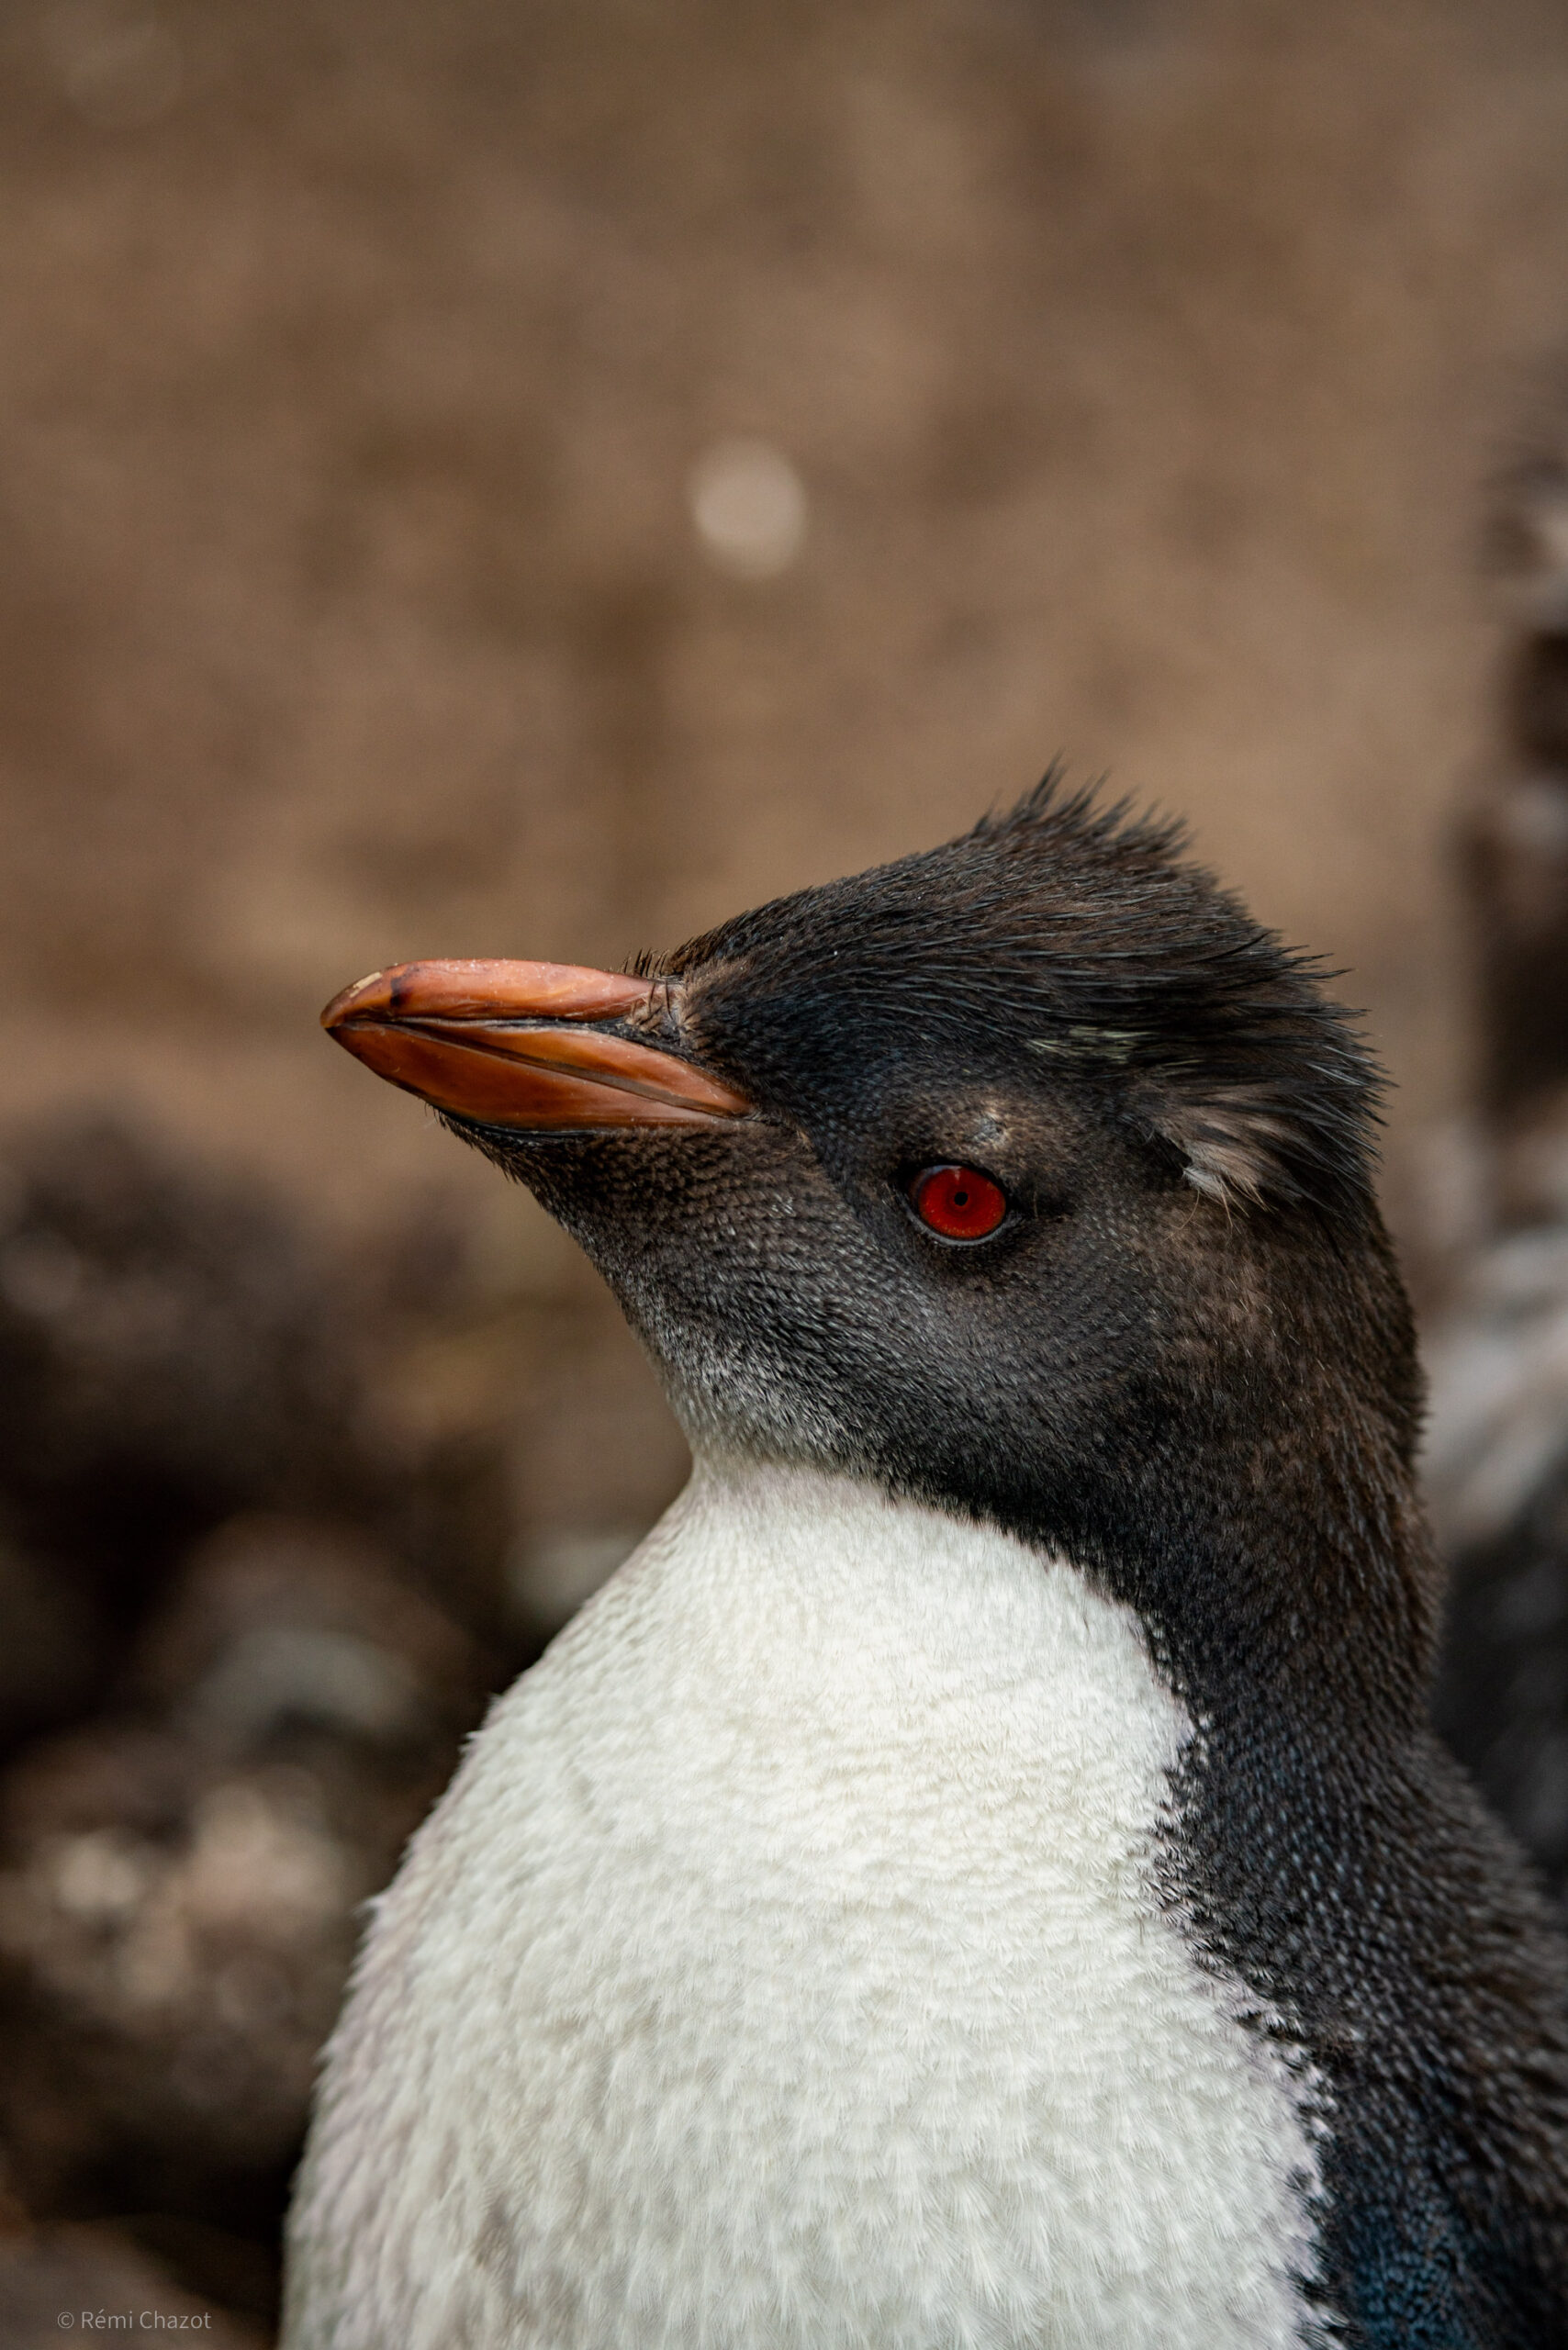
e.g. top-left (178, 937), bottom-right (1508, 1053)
top-left (320, 960), bottom-right (754, 1130)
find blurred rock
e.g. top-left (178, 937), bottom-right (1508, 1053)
top-left (0, 1511), bottom-right (486, 2253)
top-left (1455, 773), bottom-right (1568, 1125)
top-left (1428, 1224), bottom-right (1568, 1906)
top-left (1426, 1228), bottom-right (1568, 1554)
top-left (1433, 1458), bottom-right (1568, 1902)
top-left (0, 1115), bottom-right (366, 1591)
top-left (0, 1528), bottom-right (106, 1756)
top-left (501, 1282), bottom-right (689, 1642)
top-left (0, 1746), bottom-right (363, 2208)
top-left (132, 1513), bottom-right (483, 1758)
top-left (1425, 1214), bottom-right (1568, 1895)
top-left (506, 1523), bottom-right (644, 1644)
top-left (1484, 440), bottom-right (1568, 634)
top-left (0, 1108), bottom-right (522, 1641)
top-left (1462, 406), bottom-right (1568, 1125)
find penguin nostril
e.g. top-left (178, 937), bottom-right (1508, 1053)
top-left (910, 1164), bottom-right (1008, 1241)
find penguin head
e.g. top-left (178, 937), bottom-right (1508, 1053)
top-left (324, 781), bottom-right (1424, 1682)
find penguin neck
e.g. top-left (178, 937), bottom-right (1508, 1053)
top-left (1114, 1375), bottom-right (1436, 1744)
top-left (664, 1378), bottom-right (1434, 1760)
top-left (608, 1451), bottom-right (1165, 1735)
top-left (638, 1449), bottom-right (1075, 1654)
top-left (1000, 1248), bottom-right (1439, 1751)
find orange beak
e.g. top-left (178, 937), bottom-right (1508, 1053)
top-left (320, 959), bottom-right (754, 1130)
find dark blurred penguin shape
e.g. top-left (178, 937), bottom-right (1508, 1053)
top-left (286, 784), bottom-right (1568, 2350)
top-left (1426, 427), bottom-right (1568, 1901)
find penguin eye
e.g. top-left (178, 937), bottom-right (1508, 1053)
top-left (909, 1163), bottom-right (1008, 1242)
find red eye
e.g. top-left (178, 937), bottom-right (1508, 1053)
top-left (910, 1163), bottom-right (1008, 1241)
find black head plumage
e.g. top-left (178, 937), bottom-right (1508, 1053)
top-left (657, 774), bottom-right (1382, 1217)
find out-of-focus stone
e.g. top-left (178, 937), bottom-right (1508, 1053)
top-left (0, 1732), bottom-right (362, 2210)
top-left (0, 1530), bottom-right (106, 1753)
top-left (130, 1513), bottom-right (482, 1756)
top-left (507, 1522), bottom-right (644, 1641)
top-left (0, 1118), bottom-right (367, 1595)
top-left (0, 1515), bottom-right (485, 2225)
top-left (1456, 773), bottom-right (1568, 1123)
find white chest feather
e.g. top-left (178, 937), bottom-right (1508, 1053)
top-left (286, 1463), bottom-right (1325, 2350)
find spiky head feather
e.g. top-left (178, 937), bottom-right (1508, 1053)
top-left (661, 774), bottom-right (1381, 1215)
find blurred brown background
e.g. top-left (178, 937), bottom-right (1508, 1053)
top-left (4, 0), bottom-right (1568, 2337)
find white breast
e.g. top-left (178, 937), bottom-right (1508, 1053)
top-left (286, 1461), bottom-right (1326, 2350)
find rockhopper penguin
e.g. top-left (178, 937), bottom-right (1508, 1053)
top-left (286, 783), bottom-right (1568, 2348)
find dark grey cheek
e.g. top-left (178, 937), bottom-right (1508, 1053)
top-left (502, 1129), bottom-right (1149, 1497)
top-left (492, 1126), bottom-right (883, 1452)
top-left (554, 1181), bottom-right (915, 1466)
top-left (593, 1220), bottom-right (898, 1464)
top-left (616, 1271), bottom-right (857, 1461)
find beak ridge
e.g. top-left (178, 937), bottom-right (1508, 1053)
top-left (321, 958), bottom-right (655, 1032)
top-left (321, 958), bottom-right (752, 1131)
